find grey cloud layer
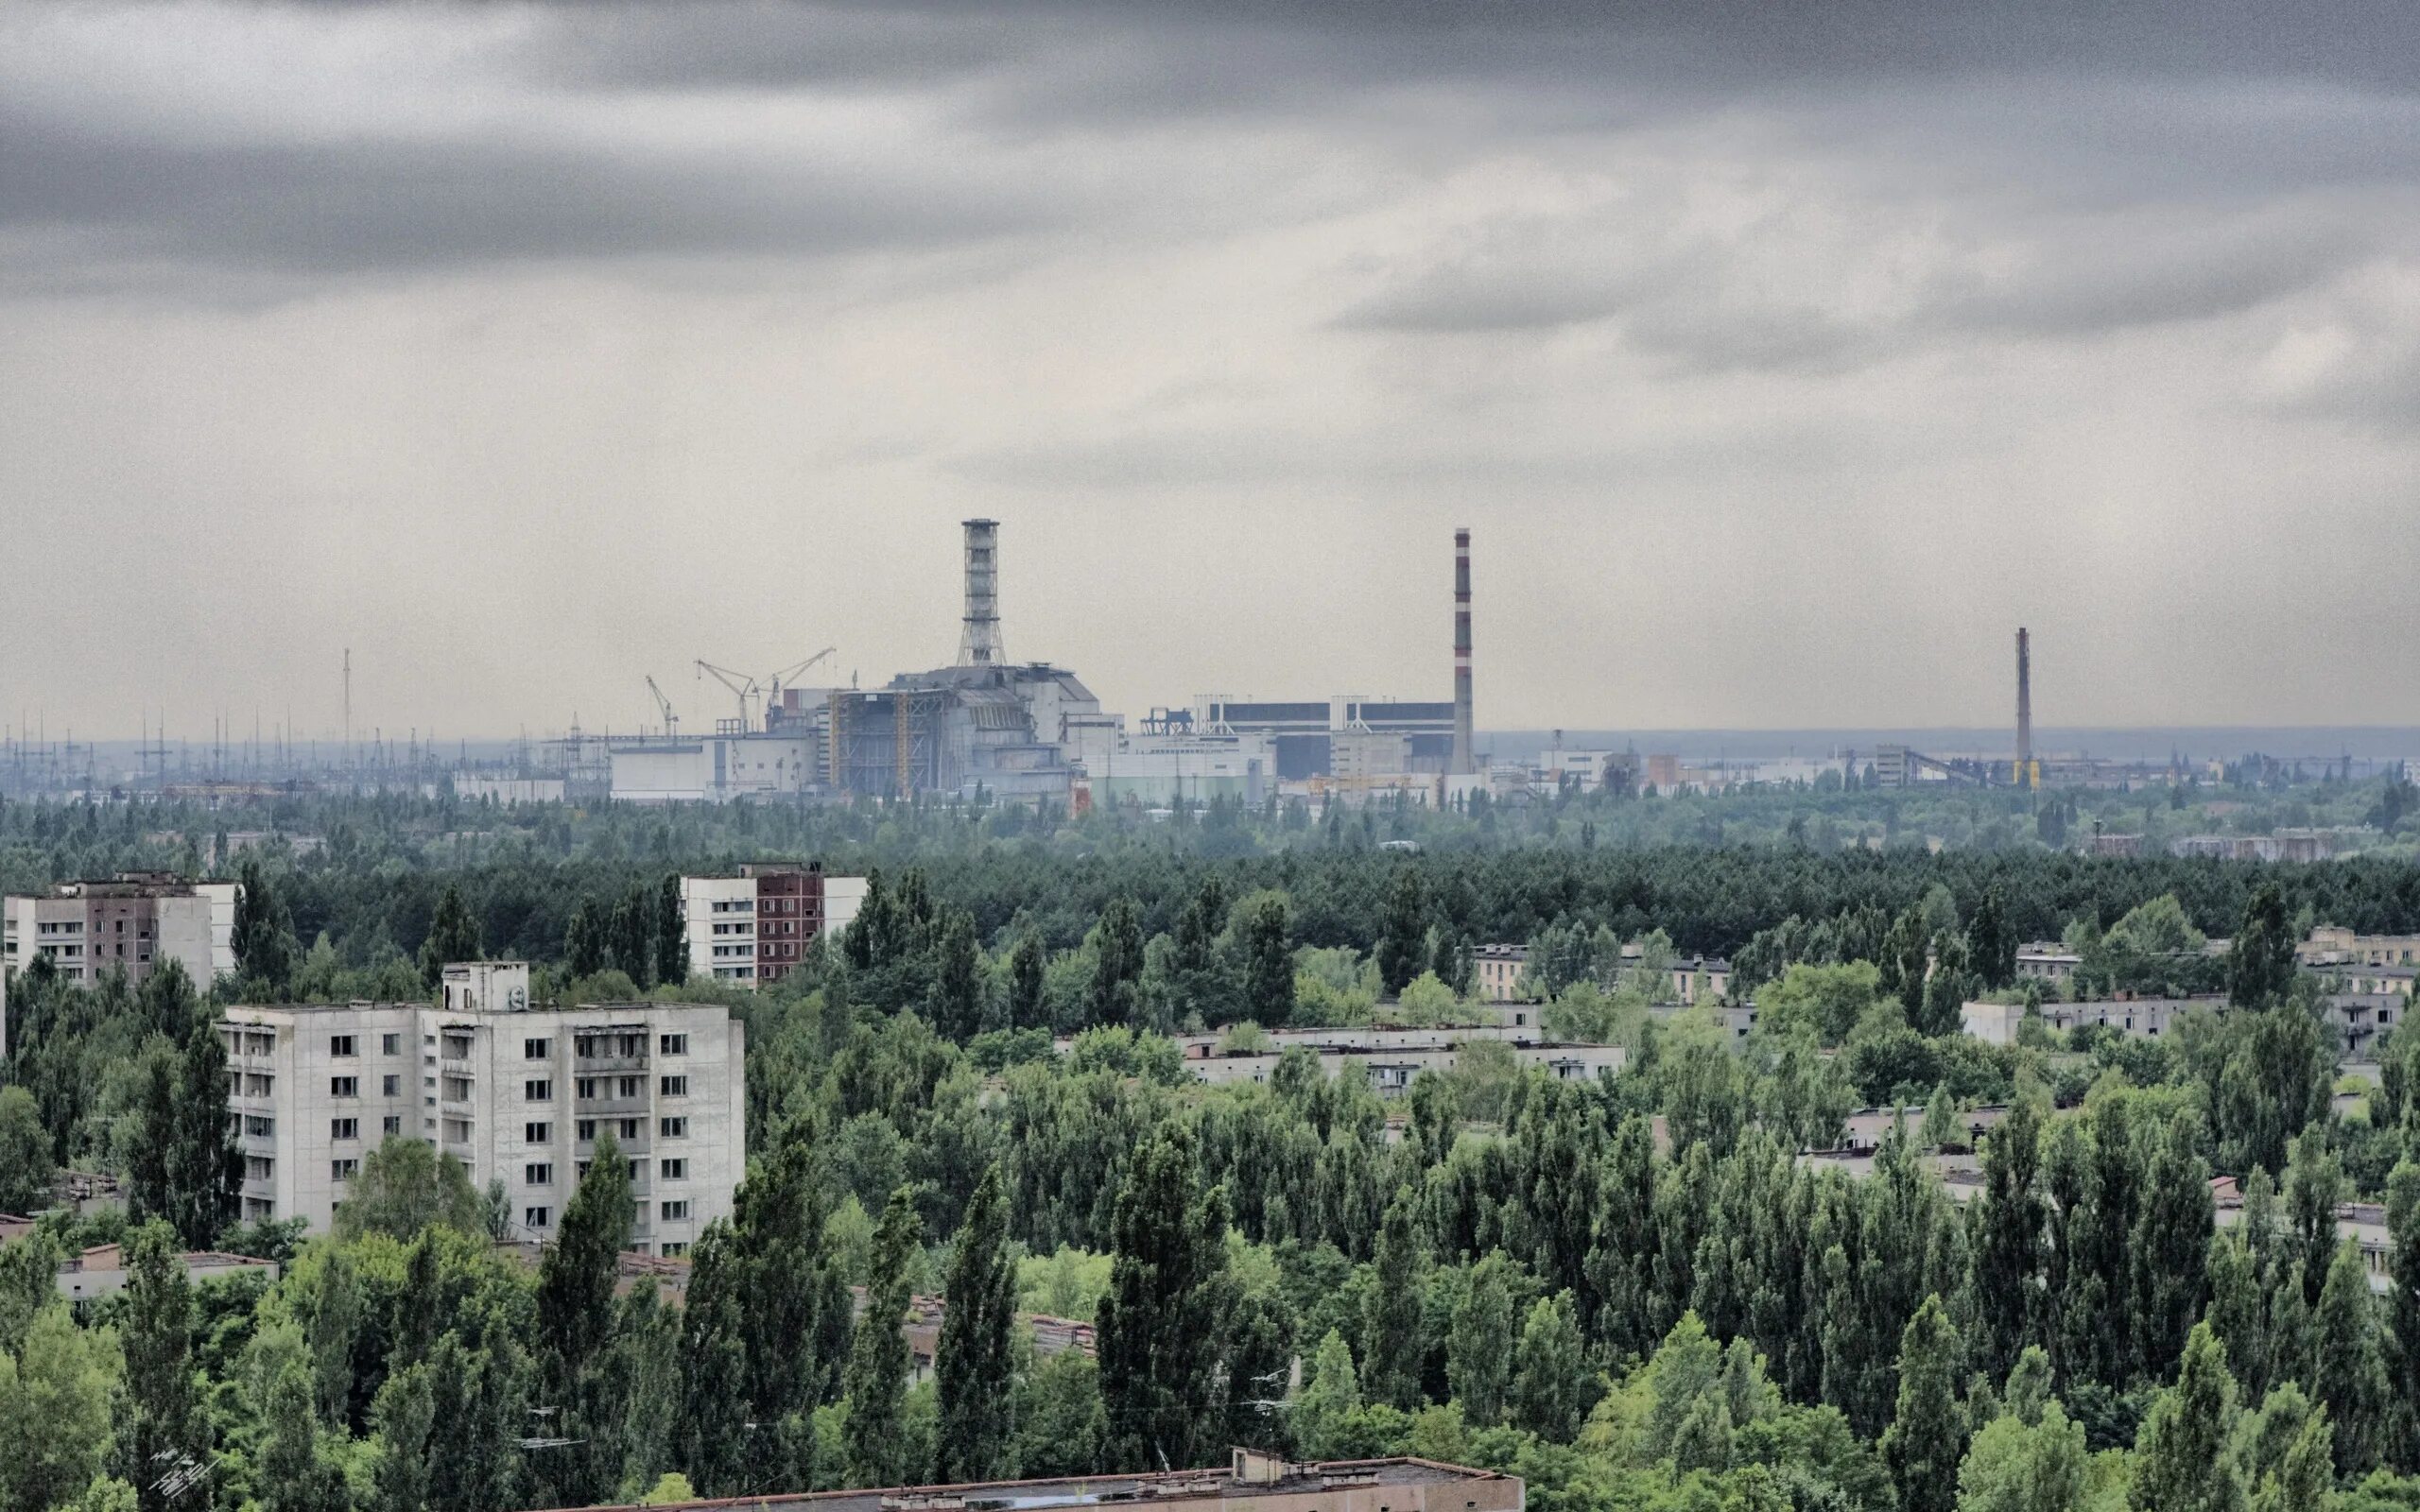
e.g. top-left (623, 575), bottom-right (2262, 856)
top-left (4, 0), bottom-right (2418, 732)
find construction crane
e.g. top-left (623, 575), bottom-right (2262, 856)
top-left (765, 647), bottom-right (837, 714)
top-left (695, 662), bottom-right (761, 734)
top-left (643, 676), bottom-right (680, 739)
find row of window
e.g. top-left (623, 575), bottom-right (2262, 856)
top-left (327, 1031), bottom-right (693, 1059)
top-left (523, 1199), bottom-right (691, 1229)
top-left (521, 1074), bottom-right (690, 1102)
top-left (521, 1117), bottom-right (690, 1142)
top-left (522, 1157), bottom-right (689, 1184)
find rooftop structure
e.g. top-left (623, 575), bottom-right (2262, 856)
top-left (1453, 528), bottom-right (1475, 777)
top-left (529, 1451), bottom-right (1522, 1512)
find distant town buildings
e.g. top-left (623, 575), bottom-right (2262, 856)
top-left (1, 872), bottom-right (239, 1055)
top-left (218, 962), bottom-right (744, 1254)
top-left (679, 863), bottom-right (865, 987)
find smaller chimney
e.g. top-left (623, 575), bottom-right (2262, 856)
top-left (2015, 627), bottom-right (2032, 788)
top-left (1452, 529), bottom-right (1475, 776)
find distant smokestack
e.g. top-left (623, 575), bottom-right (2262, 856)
top-left (1452, 529), bottom-right (1475, 776)
top-left (959, 519), bottom-right (1003, 665)
top-left (2015, 627), bottom-right (2032, 786)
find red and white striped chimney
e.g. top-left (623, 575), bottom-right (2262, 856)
top-left (1452, 528), bottom-right (1475, 775)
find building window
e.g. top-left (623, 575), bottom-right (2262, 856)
top-left (331, 1118), bottom-right (359, 1141)
top-left (330, 1076), bottom-right (358, 1098)
top-left (525, 1208), bottom-right (551, 1229)
top-left (576, 1120), bottom-right (596, 1141)
top-left (660, 1074), bottom-right (687, 1097)
top-left (381, 1033), bottom-right (401, 1056)
top-left (526, 1121), bottom-right (552, 1143)
top-left (628, 1159), bottom-right (645, 1180)
top-left (660, 1033), bottom-right (688, 1055)
top-left (616, 1075), bottom-right (641, 1098)
top-left (524, 1038), bottom-right (551, 1059)
top-left (244, 1114), bottom-right (275, 1138)
top-left (525, 1079), bottom-right (553, 1102)
top-left (576, 1078), bottom-right (597, 1099)
top-left (660, 1200), bottom-right (689, 1221)
top-left (617, 1118), bottom-right (641, 1141)
top-left (382, 1115), bottom-right (402, 1137)
top-left (661, 1242), bottom-right (688, 1258)
top-left (332, 1159), bottom-right (360, 1180)
top-left (659, 1116), bottom-right (687, 1139)
top-left (526, 1162), bottom-right (553, 1186)
top-left (330, 1035), bottom-right (356, 1057)
top-left (246, 1156), bottom-right (273, 1180)
top-left (382, 1074), bottom-right (400, 1096)
top-left (661, 1158), bottom-right (686, 1180)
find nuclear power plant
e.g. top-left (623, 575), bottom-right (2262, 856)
top-left (590, 521), bottom-right (1490, 809)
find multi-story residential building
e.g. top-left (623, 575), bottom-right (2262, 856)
top-left (2300, 925), bottom-right (2420, 969)
top-left (2014, 942), bottom-right (2083, 984)
top-left (1962, 992), bottom-right (2399, 1059)
top-left (680, 862), bottom-right (866, 987)
top-left (1473, 943), bottom-right (1530, 1002)
top-left (2, 873), bottom-right (239, 1054)
top-left (218, 962), bottom-right (744, 1254)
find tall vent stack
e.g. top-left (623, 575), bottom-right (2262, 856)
top-left (2015, 627), bottom-right (2032, 786)
top-left (1452, 528), bottom-right (1475, 776)
top-left (959, 519), bottom-right (1003, 665)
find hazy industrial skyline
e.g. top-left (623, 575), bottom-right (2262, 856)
top-left (6, 2), bottom-right (2419, 738)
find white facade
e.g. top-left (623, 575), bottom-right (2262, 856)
top-left (678, 869), bottom-right (868, 987)
top-left (610, 733), bottom-right (818, 804)
top-left (452, 774), bottom-right (567, 805)
top-left (219, 962), bottom-right (745, 1255)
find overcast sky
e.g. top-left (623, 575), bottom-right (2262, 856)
top-left (5, 1), bottom-right (2418, 742)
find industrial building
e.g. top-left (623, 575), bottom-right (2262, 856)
top-left (217, 962), bottom-right (744, 1253)
top-left (680, 862), bottom-right (866, 987)
top-left (595, 519), bottom-right (1482, 811)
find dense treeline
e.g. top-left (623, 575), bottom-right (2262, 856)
top-left (9, 791), bottom-right (2420, 1509)
top-left (7, 980), bottom-right (2420, 1510)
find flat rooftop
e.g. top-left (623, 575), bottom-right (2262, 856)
top-left (537, 1456), bottom-right (1518, 1512)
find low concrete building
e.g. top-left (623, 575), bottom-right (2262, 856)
top-left (1173, 1034), bottom-right (1624, 1096)
top-left (52, 1244), bottom-right (278, 1304)
top-left (2014, 942), bottom-right (2081, 984)
top-left (528, 1452), bottom-right (1522, 1512)
top-left (1963, 992), bottom-right (2396, 1058)
top-left (2300, 924), bottom-right (2420, 968)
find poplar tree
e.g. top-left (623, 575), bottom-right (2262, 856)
top-left (2227, 884), bottom-right (2297, 1010)
top-left (368, 1363), bottom-right (436, 1512)
top-left (1090, 899), bottom-right (1145, 1028)
top-left (1242, 896), bottom-right (1295, 1029)
top-left (654, 874), bottom-right (687, 987)
top-left (1509, 1292), bottom-right (1590, 1440)
top-left (1360, 1186), bottom-right (1426, 1411)
top-left (418, 882), bottom-right (485, 985)
top-left (1375, 870), bottom-right (1428, 996)
top-left (1446, 1251), bottom-right (1517, 1425)
top-left (1970, 1096), bottom-right (2045, 1382)
top-left (2133, 1323), bottom-right (2244, 1512)
top-left (119, 1223), bottom-right (199, 1512)
top-left (1880, 1296), bottom-right (1966, 1512)
top-left (930, 911), bottom-right (984, 1043)
top-left (2387, 1160), bottom-right (2420, 1473)
top-left (844, 1186), bottom-right (921, 1487)
top-left (937, 1166), bottom-right (1017, 1483)
top-left (536, 1130), bottom-right (633, 1508)
top-left (2308, 1239), bottom-right (2389, 1476)
top-left (1007, 936), bottom-right (1046, 1030)
top-left (1097, 1126), bottom-right (1227, 1471)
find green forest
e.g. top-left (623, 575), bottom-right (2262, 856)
top-left (5, 785), bottom-right (2420, 1512)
